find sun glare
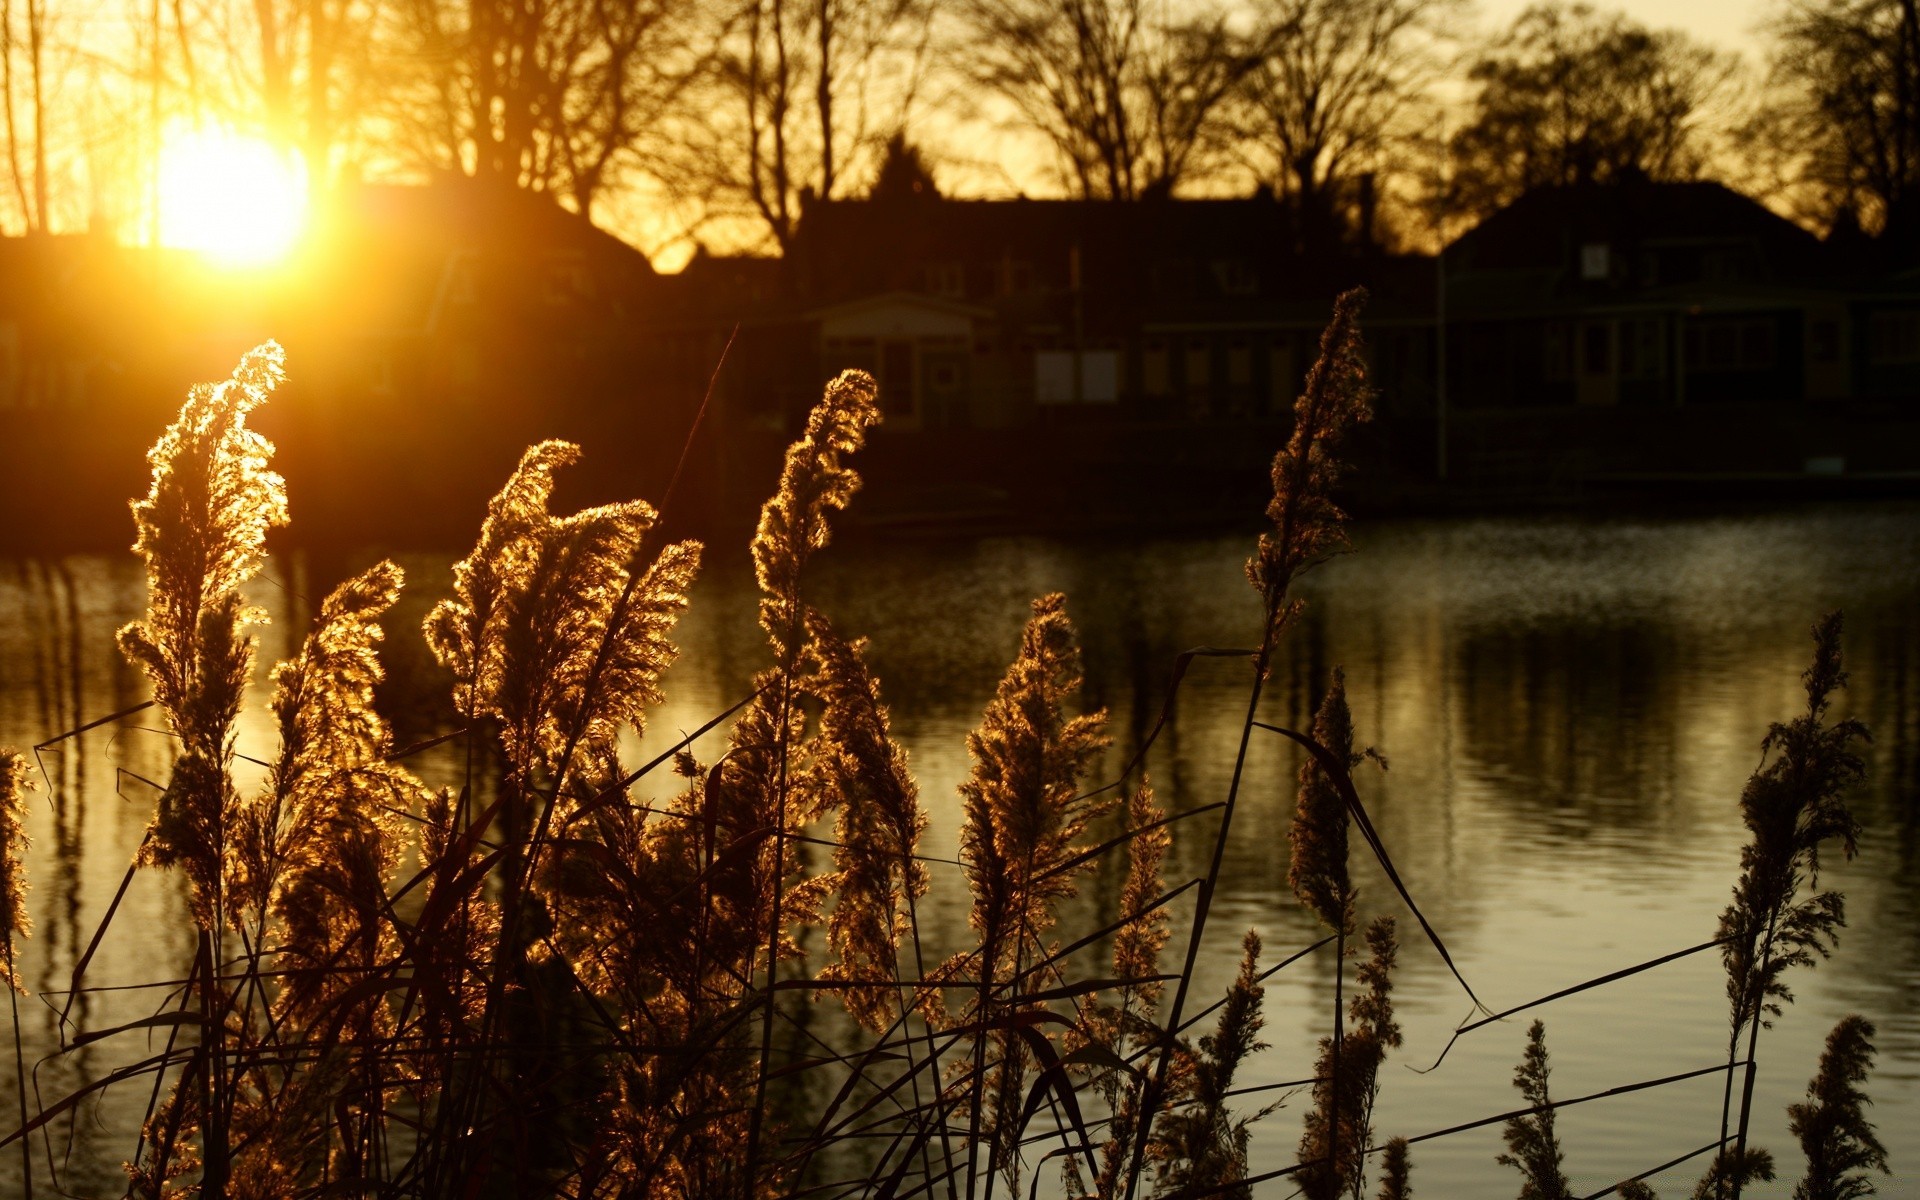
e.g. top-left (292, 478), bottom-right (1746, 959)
top-left (157, 126), bottom-right (309, 266)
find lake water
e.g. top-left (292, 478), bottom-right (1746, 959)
top-left (2, 503), bottom-right (1917, 1197)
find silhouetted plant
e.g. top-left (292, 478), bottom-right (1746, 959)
top-left (1497, 1020), bottom-right (1571, 1200)
top-left (1788, 1015), bottom-right (1889, 1200)
top-left (2, 298), bottom-right (1891, 1200)
top-left (808, 616), bottom-right (929, 1031)
top-left (1691, 1147), bottom-right (1776, 1200)
top-left (1246, 287), bottom-right (1375, 671)
top-left (1, 748), bottom-right (29, 1196)
top-left (1376, 1137), bottom-right (1412, 1200)
top-left (1706, 613), bottom-right (1869, 1198)
top-left (0, 749), bottom-right (28, 992)
top-left (1298, 916), bottom-right (1401, 1200)
top-left (953, 591), bottom-right (1111, 1194)
top-left (1149, 930), bottom-right (1272, 1200)
top-left (1083, 781), bottom-right (1172, 1200)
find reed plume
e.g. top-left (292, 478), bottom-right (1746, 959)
top-left (1708, 613), bottom-right (1869, 1196)
top-left (753, 370), bottom-right (882, 664)
top-left (1246, 288), bottom-right (1373, 670)
top-left (955, 591), bottom-right (1111, 1191)
top-left (959, 593), bottom-right (1112, 951)
top-left (235, 562), bottom-right (418, 995)
top-left (1787, 1015), bottom-right (1888, 1200)
top-left (1086, 782), bottom-right (1171, 1200)
top-left (1298, 917), bottom-right (1401, 1200)
top-left (808, 615), bottom-right (929, 1031)
top-left (1149, 930), bottom-right (1272, 1200)
top-left (1292, 668), bottom-right (1358, 933)
top-left (1290, 669), bottom-right (1377, 1200)
top-left (728, 371), bottom-right (881, 1187)
top-left (424, 439), bottom-right (701, 797)
top-left (2, 748), bottom-right (30, 1197)
top-left (1128, 290), bottom-right (1378, 1200)
top-left (0, 749), bottom-right (29, 991)
top-left (1693, 1149), bottom-right (1776, 1200)
top-left (1376, 1137), bottom-right (1412, 1200)
top-left (118, 342), bottom-right (289, 929)
top-left (420, 435), bottom-right (704, 1193)
top-left (1497, 1021), bottom-right (1570, 1200)
top-left (1112, 781), bottom-right (1172, 1017)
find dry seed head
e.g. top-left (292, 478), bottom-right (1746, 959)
top-left (1716, 614), bottom-right (1869, 1038)
top-left (1290, 668), bottom-right (1358, 932)
top-left (0, 748), bottom-right (33, 988)
top-left (751, 370), bottom-right (880, 662)
top-left (119, 343), bottom-right (288, 741)
top-left (960, 593), bottom-right (1111, 955)
top-left (1247, 290), bottom-right (1372, 663)
top-left (425, 440), bottom-right (700, 786)
top-left (1113, 780), bottom-right (1171, 1008)
top-left (808, 616), bottom-right (929, 1030)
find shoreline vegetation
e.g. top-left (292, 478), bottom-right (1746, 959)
top-left (0, 290), bottom-right (1894, 1199)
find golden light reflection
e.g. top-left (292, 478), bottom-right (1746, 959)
top-left (157, 125), bottom-right (308, 266)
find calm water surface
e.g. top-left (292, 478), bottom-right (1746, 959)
top-left (2, 504), bottom-right (1917, 1196)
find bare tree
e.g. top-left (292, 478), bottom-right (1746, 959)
top-left (708, 0), bottom-right (935, 252)
top-left (1, 0), bottom-right (30, 232)
top-left (1240, 0), bottom-right (1456, 246)
top-left (1447, 2), bottom-right (1736, 221)
top-left (959, 0), bottom-right (1257, 201)
top-left (379, 0), bottom-right (715, 223)
top-left (1750, 0), bottom-right (1920, 240)
top-left (0, 0), bottom-right (45, 232)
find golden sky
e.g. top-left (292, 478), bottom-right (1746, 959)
top-left (1481, 0), bottom-right (1770, 56)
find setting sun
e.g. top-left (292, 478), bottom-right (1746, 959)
top-left (157, 125), bottom-right (308, 265)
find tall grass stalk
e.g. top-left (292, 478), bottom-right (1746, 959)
top-left (0, 317), bottom-right (1890, 1200)
top-left (1707, 614), bottom-right (1868, 1200)
top-left (1123, 286), bottom-right (1374, 1200)
top-left (1, 749), bottom-right (31, 1199)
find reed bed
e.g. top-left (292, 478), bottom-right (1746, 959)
top-left (0, 290), bottom-right (1894, 1199)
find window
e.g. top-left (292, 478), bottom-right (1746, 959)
top-left (1544, 322), bottom-right (1572, 381)
top-left (543, 253), bottom-right (592, 305)
top-left (1617, 319), bottom-right (1664, 380)
top-left (1211, 259), bottom-right (1258, 296)
top-left (1268, 341), bottom-right (1295, 412)
top-left (1705, 322), bottom-right (1738, 369)
top-left (1581, 322), bottom-right (1612, 374)
top-left (1580, 243), bottom-right (1610, 280)
top-left (1810, 320), bottom-right (1841, 363)
top-left (882, 339), bottom-right (915, 416)
top-left (925, 261), bottom-right (966, 297)
top-left (1869, 310), bottom-right (1920, 363)
top-left (1184, 340), bottom-right (1211, 390)
top-left (1142, 339), bottom-right (1170, 397)
top-left (1227, 339), bottom-right (1252, 387)
top-left (1686, 317), bottom-right (1779, 370)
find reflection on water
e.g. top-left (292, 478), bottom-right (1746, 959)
top-left (2, 504), bottom-right (1917, 1195)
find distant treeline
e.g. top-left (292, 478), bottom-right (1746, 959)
top-left (0, 0), bottom-right (1916, 258)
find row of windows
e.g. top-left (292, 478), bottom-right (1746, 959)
top-left (1536, 311), bottom-right (1920, 377)
top-left (920, 257), bottom-right (1265, 300)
